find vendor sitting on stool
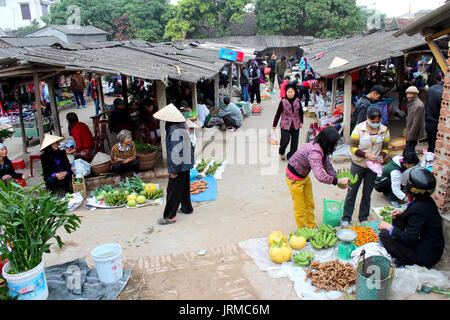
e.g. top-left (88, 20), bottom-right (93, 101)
top-left (377, 167), bottom-right (445, 268)
top-left (374, 152), bottom-right (419, 208)
top-left (110, 129), bottom-right (139, 177)
top-left (40, 134), bottom-right (73, 195)
top-left (0, 143), bottom-right (30, 185)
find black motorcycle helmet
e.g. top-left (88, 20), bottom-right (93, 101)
top-left (404, 167), bottom-right (436, 199)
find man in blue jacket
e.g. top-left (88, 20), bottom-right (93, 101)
top-left (218, 96), bottom-right (243, 131)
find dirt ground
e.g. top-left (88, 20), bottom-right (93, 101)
top-left (5, 82), bottom-right (449, 300)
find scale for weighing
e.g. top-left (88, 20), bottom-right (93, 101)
top-left (336, 229), bottom-right (357, 260)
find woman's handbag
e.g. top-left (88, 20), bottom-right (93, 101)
top-left (264, 67), bottom-right (271, 75)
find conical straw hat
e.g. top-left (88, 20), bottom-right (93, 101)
top-left (40, 134), bottom-right (64, 151)
top-left (185, 119), bottom-right (199, 129)
top-left (153, 103), bottom-right (186, 122)
top-left (329, 56), bottom-right (348, 69)
top-left (91, 152), bottom-right (111, 166)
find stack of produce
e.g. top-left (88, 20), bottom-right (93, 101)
top-left (119, 174), bottom-right (145, 195)
top-left (267, 231), bottom-right (292, 264)
top-left (293, 251), bottom-right (315, 267)
top-left (196, 158), bottom-right (211, 173)
top-left (306, 259), bottom-right (356, 292)
top-left (205, 159), bottom-right (224, 176)
top-left (310, 224), bottom-right (338, 250)
top-left (190, 180), bottom-right (208, 194)
top-left (103, 189), bottom-right (128, 207)
top-left (336, 169), bottom-right (358, 185)
top-left (90, 185), bottom-right (115, 200)
top-left (295, 227), bottom-right (316, 241)
top-left (349, 225), bottom-right (378, 247)
top-left (288, 233), bottom-right (307, 249)
top-left (379, 206), bottom-right (394, 224)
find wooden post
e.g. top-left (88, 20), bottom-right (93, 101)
top-left (33, 73), bottom-right (44, 144)
top-left (96, 75), bottom-right (105, 114)
top-left (376, 64), bottom-right (381, 85)
top-left (228, 64), bottom-right (233, 98)
top-left (398, 55), bottom-right (405, 110)
top-left (17, 86), bottom-right (27, 154)
top-left (331, 77), bottom-right (337, 114)
top-left (426, 37), bottom-right (447, 74)
top-left (214, 73), bottom-right (220, 113)
top-left (47, 79), bottom-right (62, 136)
top-left (156, 81), bottom-right (167, 168)
top-left (121, 75), bottom-right (128, 105)
top-left (343, 74), bottom-right (353, 145)
top-left (190, 82), bottom-right (197, 111)
top-left (237, 64), bottom-right (241, 88)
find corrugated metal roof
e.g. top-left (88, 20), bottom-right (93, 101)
top-left (303, 31), bottom-right (426, 77)
top-left (0, 39), bottom-right (235, 83)
top-left (27, 25), bottom-right (107, 36)
top-left (0, 36), bottom-right (64, 48)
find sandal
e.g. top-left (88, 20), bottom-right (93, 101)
top-left (158, 218), bottom-right (176, 225)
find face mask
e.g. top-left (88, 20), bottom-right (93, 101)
top-left (367, 121), bottom-right (380, 129)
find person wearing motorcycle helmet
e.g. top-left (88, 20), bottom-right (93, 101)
top-left (377, 167), bottom-right (445, 268)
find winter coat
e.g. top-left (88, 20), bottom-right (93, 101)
top-left (166, 123), bottom-right (194, 175)
top-left (405, 97), bottom-right (425, 141)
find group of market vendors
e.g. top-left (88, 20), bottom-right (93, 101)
top-left (273, 77), bottom-right (445, 268)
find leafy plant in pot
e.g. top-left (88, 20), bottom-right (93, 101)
top-left (0, 180), bottom-right (82, 300)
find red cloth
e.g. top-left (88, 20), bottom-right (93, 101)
top-left (280, 80), bottom-right (289, 98)
top-left (70, 122), bottom-right (93, 154)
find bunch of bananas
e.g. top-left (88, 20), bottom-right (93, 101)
top-left (295, 227), bottom-right (317, 241)
top-left (311, 224), bottom-right (338, 250)
top-left (147, 188), bottom-right (163, 200)
top-left (103, 189), bottom-right (128, 207)
top-left (293, 250), bottom-right (315, 267)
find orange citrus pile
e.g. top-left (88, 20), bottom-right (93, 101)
top-left (349, 225), bottom-right (378, 246)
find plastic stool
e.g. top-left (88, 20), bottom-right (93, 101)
top-left (29, 153), bottom-right (41, 177)
top-left (12, 158), bottom-right (25, 169)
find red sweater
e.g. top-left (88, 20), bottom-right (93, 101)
top-left (70, 122), bottom-right (93, 153)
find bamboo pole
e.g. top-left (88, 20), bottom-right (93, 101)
top-left (96, 75), bottom-right (105, 114)
top-left (343, 74), bottom-right (353, 145)
top-left (47, 79), bottom-right (62, 136)
top-left (156, 81), bottom-right (167, 168)
top-left (33, 73), bottom-right (44, 144)
top-left (331, 77), bottom-right (337, 114)
top-left (190, 82), bottom-right (197, 111)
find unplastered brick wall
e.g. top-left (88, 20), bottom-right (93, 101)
top-left (432, 42), bottom-right (450, 251)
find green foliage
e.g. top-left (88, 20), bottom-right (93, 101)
top-left (255, 0), bottom-right (305, 35)
top-left (15, 19), bottom-right (40, 36)
top-left (0, 129), bottom-right (13, 143)
top-left (0, 181), bottom-right (82, 274)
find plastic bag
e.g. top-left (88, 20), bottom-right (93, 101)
top-left (366, 160), bottom-right (382, 175)
top-left (73, 159), bottom-right (91, 179)
top-left (270, 128), bottom-right (279, 145)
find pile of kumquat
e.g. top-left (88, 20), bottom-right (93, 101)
top-left (349, 225), bottom-right (378, 246)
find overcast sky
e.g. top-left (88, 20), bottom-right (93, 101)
top-left (169, 0), bottom-right (445, 18)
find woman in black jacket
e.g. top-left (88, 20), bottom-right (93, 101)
top-left (40, 134), bottom-right (73, 195)
top-left (377, 167), bottom-right (445, 268)
top-left (0, 143), bottom-right (29, 185)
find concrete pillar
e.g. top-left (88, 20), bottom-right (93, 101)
top-left (156, 81), bottom-right (167, 168)
top-left (331, 77), bottom-right (337, 114)
top-left (343, 74), bottom-right (353, 145)
top-left (33, 73), bottom-right (44, 144)
top-left (47, 80), bottom-right (62, 136)
top-left (214, 73), bottom-right (220, 113)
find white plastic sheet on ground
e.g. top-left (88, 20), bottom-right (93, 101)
top-left (194, 159), bottom-right (227, 180)
top-left (239, 238), bottom-right (450, 300)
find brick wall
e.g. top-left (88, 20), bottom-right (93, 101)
top-left (432, 41), bottom-right (450, 252)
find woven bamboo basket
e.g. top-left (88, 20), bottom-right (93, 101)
top-left (138, 158), bottom-right (156, 171)
top-left (72, 175), bottom-right (86, 198)
top-left (91, 161), bottom-right (111, 176)
top-left (388, 137), bottom-right (406, 151)
top-left (136, 150), bottom-right (158, 162)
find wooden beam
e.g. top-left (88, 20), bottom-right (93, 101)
top-left (121, 75), bottom-right (128, 105)
top-left (428, 28), bottom-right (450, 40)
top-left (156, 81), bottom-right (167, 168)
top-left (33, 73), bottom-right (44, 143)
top-left (237, 65), bottom-right (241, 88)
top-left (47, 80), bottom-right (62, 136)
top-left (426, 38), bottom-right (448, 74)
top-left (0, 68), bottom-right (65, 78)
top-left (214, 73), bottom-right (219, 113)
top-left (331, 77), bottom-right (337, 114)
top-left (17, 86), bottom-right (28, 154)
top-left (190, 82), bottom-right (197, 111)
top-left (343, 74), bottom-right (352, 145)
top-left (228, 65), bottom-right (233, 98)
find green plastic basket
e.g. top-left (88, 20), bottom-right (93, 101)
top-left (337, 241), bottom-right (356, 260)
top-left (356, 255), bottom-right (395, 300)
top-left (322, 199), bottom-right (344, 227)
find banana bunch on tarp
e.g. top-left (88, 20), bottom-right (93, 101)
top-left (293, 250), bottom-right (315, 267)
top-left (147, 188), bottom-right (163, 200)
top-left (103, 189), bottom-right (128, 206)
top-left (311, 224), bottom-right (338, 250)
top-left (336, 169), bottom-right (358, 184)
top-left (295, 227), bottom-right (317, 241)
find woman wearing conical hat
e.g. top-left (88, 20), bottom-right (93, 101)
top-left (154, 104), bottom-right (194, 225)
top-left (40, 134), bottom-right (73, 195)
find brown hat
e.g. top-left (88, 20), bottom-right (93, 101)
top-left (40, 134), bottom-right (64, 151)
top-left (153, 103), bottom-right (186, 122)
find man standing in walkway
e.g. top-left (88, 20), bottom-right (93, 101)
top-left (249, 61), bottom-right (261, 106)
top-left (268, 54), bottom-right (277, 93)
top-left (425, 80), bottom-right (444, 153)
top-left (275, 56), bottom-right (287, 89)
top-left (403, 86), bottom-right (425, 156)
top-left (218, 96), bottom-right (243, 131)
top-left (240, 64), bottom-right (250, 102)
top-left (352, 85), bottom-right (384, 127)
top-left (70, 71), bottom-right (87, 109)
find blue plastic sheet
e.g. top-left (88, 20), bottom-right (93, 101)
top-left (190, 175), bottom-right (217, 202)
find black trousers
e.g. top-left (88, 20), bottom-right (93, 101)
top-left (222, 115), bottom-right (239, 129)
top-left (374, 177), bottom-right (403, 201)
top-left (249, 81), bottom-right (261, 104)
top-left (280, 128), bottom-right (300, 159)
top-left (379, 229), bottom-right (417, 267)
top-left (45, 174), bottom-right (72, 195)
top-left (163, 170), bottom-right (193, 220)
top-left (112, 160), bottom-right (140, 176)
top-left (276, 74), bottom-right (284, 88)
top-left (403, 140), bottom-right (417, 156)
top-left (298, 85), bottom-right (310, 106)
top-left (425, 122), bottom-right (438, 153)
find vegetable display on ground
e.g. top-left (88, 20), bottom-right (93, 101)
top-left (295, 227), bottom-right (316, 241)
top-left (205, 159), bottom-right (224, 176)
top-left (119, 174), bottom-right (145, 195)
top-left (190, 180), bottom-right (208, 195)
top-left (103, 189), bottom-right (128, 207)
top-left (196, 158), bottom-right (211, 173)
top-left (306, 259), bottom-right (356, 292)
top-left (310, 224), bottom-right (338, 250)
top-left (293, 250), bottom-right (315, 267)
top-left (289, 233), bottom-right (307, 250)
top-left (267, 231), bottom-right (287, 247)
top-left (349, 225), bottom-right (378, 247)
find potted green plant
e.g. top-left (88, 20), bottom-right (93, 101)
top-left (0, 181), bottom-right (82, 300)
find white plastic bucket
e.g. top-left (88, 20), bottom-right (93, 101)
top-left (2, 259), bottom-right (48, 300)
top-left (91, 243), bottom-right (123, 284)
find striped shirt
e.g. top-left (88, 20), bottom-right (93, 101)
top-left (301, 80), bottom-right (320, 89)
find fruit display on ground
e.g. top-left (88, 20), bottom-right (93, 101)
top-left (310, 224), bottom-right (338, 250)
top-left (349, 225), bottom-right (378, 247)
top-left (295, 227), bottom-right (316, 241)
top-left (269, 239), bottom-right (292, 264)
top-left (288, 233), bottom-right (307, 250)
top-left (267, 231), bottom-right (288, 247)
top-left (305, 259), bottom-right (356, 292)
top-left (190, 180), bottom-right (208, 195)
top-left (293, 250), bottom-right (315, 267)
top-left (103, 189), bottom-right (128, 207)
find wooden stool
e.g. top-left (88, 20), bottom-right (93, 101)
top-left (29, 153), bottom-right (41, 177)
